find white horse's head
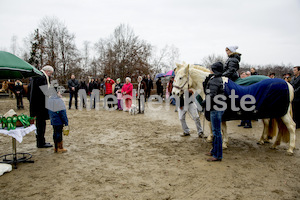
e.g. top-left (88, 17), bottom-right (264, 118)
top-left (172, 63), bottom-right (193, 96)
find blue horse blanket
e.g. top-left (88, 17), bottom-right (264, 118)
top-left (205, 78), bottom-right (290, 121)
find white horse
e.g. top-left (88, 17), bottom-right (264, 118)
top-left (172, 63), bottom-right (296, 155)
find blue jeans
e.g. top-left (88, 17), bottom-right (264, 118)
top-left (53, 125), bottom-right (63, 149)
top-left (210, 110), bottom-right (224, 160)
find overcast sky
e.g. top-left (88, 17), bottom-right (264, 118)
top-left (0, 0), bottom-right (299, 67)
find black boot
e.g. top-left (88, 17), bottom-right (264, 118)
top-left (238, 120), bottom-right (245, 127)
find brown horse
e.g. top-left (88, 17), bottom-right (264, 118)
top-left (0, 81), bottom-right (29, 96)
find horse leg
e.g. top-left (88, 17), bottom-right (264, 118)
top-left (221, 121), bottom-right (228, 149)
top-left (279, 111), bottom-right (296, 155)
top-left (206, 121), bottom-right (213, 143)
top-left (270, 119), bottom-right (282, 150)
top-left (258, 119), bottom-right (269, 145)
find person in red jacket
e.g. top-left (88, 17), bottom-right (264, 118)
top-left (105, 77), bottom-right (115, 108)
top-left (121, 77), bottom-right (133, 111)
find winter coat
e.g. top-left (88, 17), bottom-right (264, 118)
top-left (205, 62), bottom-right (225, 111)
top-left (48, 109), bottom-right (68, 126)
top-left (105, 79), bottom-right (115, 95)
top-left (115, 83), bottom-right (123, 100)
top-left (68, 79), bottom-right (79, 94)
top-left (79, 81), bottom-right (88, 92)
top-left (114, 83), bottom-right (123, 94)
top-left (291, 75), bottom-right (300, 103)
top-left (156, 79), bottom-right (163, 94)
top-left (122, 82), bottom-right (133, 98)
top-left (88, 81), bottom-right (98, 93)
top-left (223, 52), bottom-right (241, 81)
top-left (13, 82), bottom-right (24, 96)
top-left (28, 75), bottom-right (49, 120)
top-left (137, 81), bottom-right (146, 99)
top-left (146, 78), bottom-right (153, 91)
top-left (179, 92), bottom-right (194, 108)
top-left (167, 79), bottom-right (173, 93)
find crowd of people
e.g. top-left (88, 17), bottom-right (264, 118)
top-left (67, 74), bottom-right (154, 113)
top-left (3, 45), bottom-right (299, 161)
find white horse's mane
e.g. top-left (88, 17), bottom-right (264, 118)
top-left (192, 65), bottom-right (211, 73)
top-left (174, 63), bottom-right (210, 74)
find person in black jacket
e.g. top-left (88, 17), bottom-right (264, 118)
top-left (291, 66), bottom-right (300, 129)
top-left (156, 77), bottom-right (163, 98)
top-left (145, 74), bottom-right (153, 100)
top-left (78, 78), bottom-right (88, 108)
top-left (223, 46), bottom-right (241, 81)
top-left (137, 76), bottom-right (147, 113)
top-left (204, 62), bottom-right (225, 162)
top-left (13, 80), bottom-right (24, 109)
top-left (68, 74), bottom-right (79, 109)
top-left (88, 78), bottom-right (98, 109)
top-left (28, 65), bottom-right (54, 148)
top-left (250, 67), bottom-right (258, 75)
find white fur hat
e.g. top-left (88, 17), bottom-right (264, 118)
top-left (226, 46), bottom-right (238, 53)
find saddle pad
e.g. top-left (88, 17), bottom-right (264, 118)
top-left (234, 75), bottom-right (270, 86)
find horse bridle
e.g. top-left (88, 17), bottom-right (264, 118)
top-left (173, 67), bottom-right (190, 91)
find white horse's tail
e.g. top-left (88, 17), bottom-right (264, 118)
top-left (266, 118), bottom-right (278, 139)
top-left (276, 117), bottom-right (290, 143)
top-left (275, 83), bottom-right (294, 144)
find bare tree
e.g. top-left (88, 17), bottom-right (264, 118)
top-left (37, 16), bottom-right (60, 76)
top-left (57, 25), bottom-right (78, 84)
top-left (90, 57), bottom-right (100, 78)
top-left (82, 41), bottom-right (91, 71)
top-left (150, 44), bottom-right (180, 74)
top-left (151, 46), bottom-right (169, 74)
top-left (168, 44), bottom-right (180, 70)
top-left (94, 24), bottom-right (152, 81)
top-left (28, 29), bottom-right (45, 70)
top-left (27, 17), bottom-right (78, 83)
top-left (201, 54), bottom-right (226, 68)
top-left (94, 38), bottom-right (111, 77)
top-left (10, 35), bottom-right (18, 55)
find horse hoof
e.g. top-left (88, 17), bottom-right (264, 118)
top-left (222, 145), bottom-right (228, 150)
top-left (270, 146), bottom-right (278, 150)
top-left (286, 151), bottom-right (294, 156)
top-left (206, 139), bottom-right (212, 143)
top-left (257, 141), bottom-right (264, 145)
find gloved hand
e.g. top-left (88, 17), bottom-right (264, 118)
top-left (200, 100), bottom-right (206, 108)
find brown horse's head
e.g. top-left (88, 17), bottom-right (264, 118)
top-left (0, 81), bottom-right (9, 92)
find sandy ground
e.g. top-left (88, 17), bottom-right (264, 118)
top-left (0, 96), bottom-right (300, 200)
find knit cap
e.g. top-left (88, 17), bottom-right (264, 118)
top-left (227, 46), bottom-right (238, 53)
